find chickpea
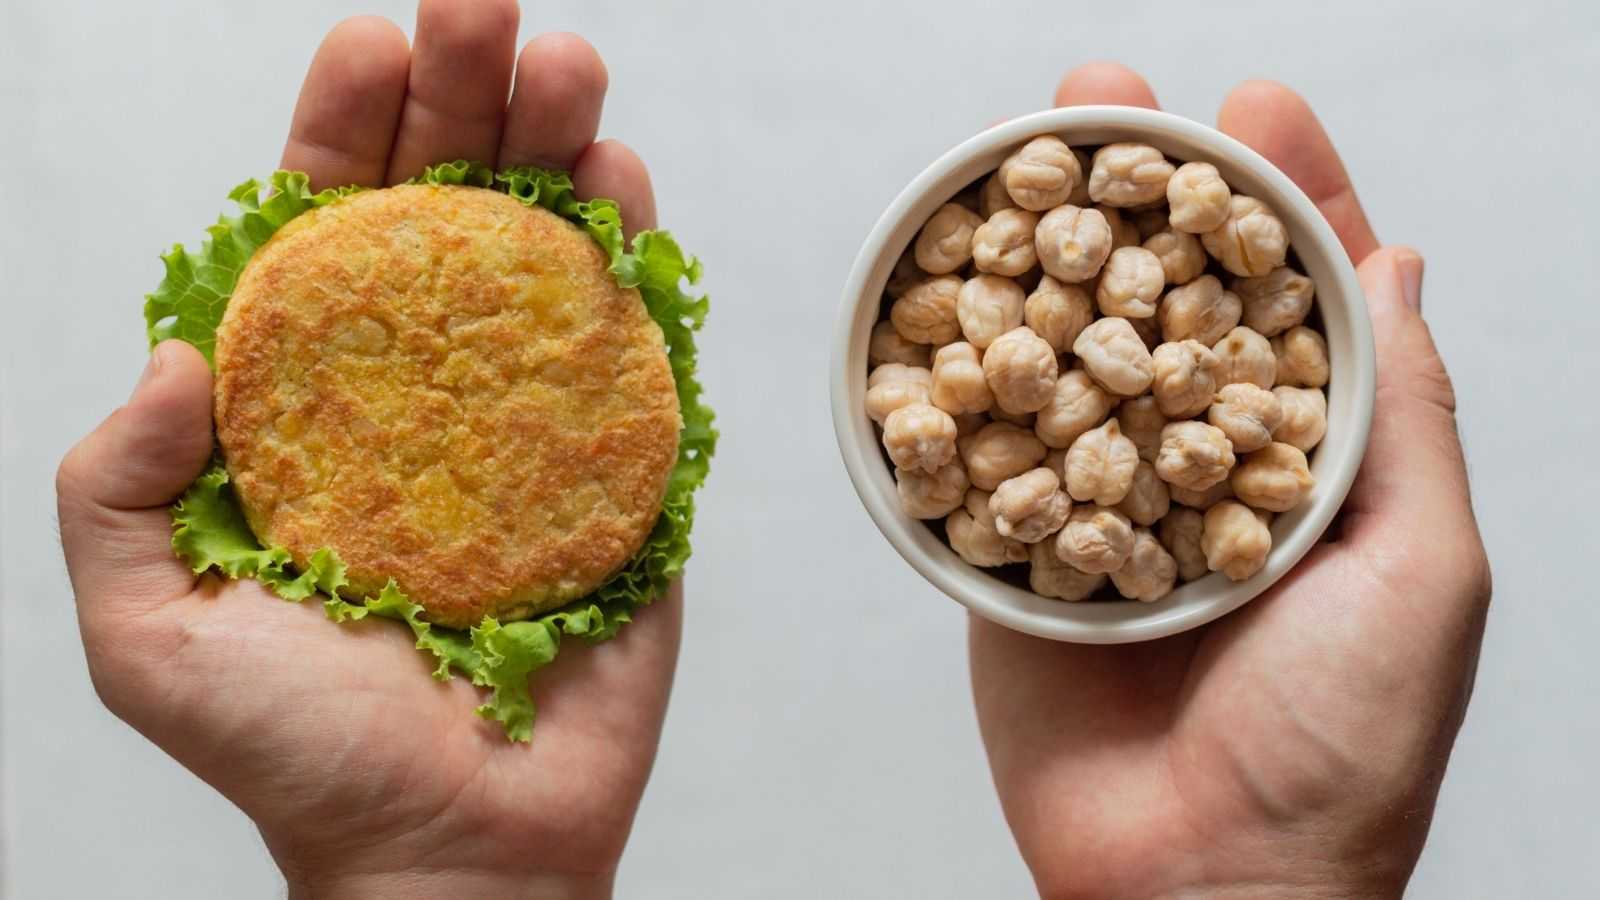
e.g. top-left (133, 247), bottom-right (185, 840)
top-left (979, 172), bottom-right (1017, 219)
top-left (869, 320), bottom-right (931, 368)
top-left (1230, 441), bottom-right (1316, 512)
top-left (896, 460), bottom-right (970, 519)
top-left (882, 402), bottom-right (958, 473)
top-left (1099, 205), bottom-right (1142, 251)
top-left (890, 275), bottom-right (963, 345)
top-left (1088, 142), bottom-right (1175, 207)
top-left (1129, 313), bottom-right (1162, 352)
top-left (972, 209), bottom-right (1042, 277)
top-left (1043, 447), bottom-right (1068, 481)
top-left (1063, 419), bottom-right (1140, 505)
top-left (1117, 461), bottom-right (1171, 527)
top-left (1142, 229), bottom-right (1206, 286)
top-left (914, 203), bottom-right (985, 275)
top-left (1096, 246), bottom-right (1165, 319)
top-left (1165, 161), bottom-right (1232, 233)
top-left (956, 274), bottom-right (1027, 349)
top-left (999, 136), bottom-right (1084, 211)
top-left (1035, 205), bottom-right (1113, 283)
top-left (1155, 420), bottom-right (1236, 491)
top-left (1132, 207), bottom-right (1170, 241)
top-left (1207, 382), bottom-right (1283, 453)
top-left (1110, 529), bottom-right (1178, 602)
top-left (947, 489), bottom-right (1028, 567)
top-left (1271, 325), bottom-right (1330, 388)
top-left (1234, 266), bottom-right (1314, 337)
top-left (1271, 386), bottom-right (1328, 452)
top-left (1035, 369), bottom-right (1115, 449)
top-left (1158, 507), bottom-right (1208, 582)
top-left (1169, 478), bottom-right (1234, 510)
top-left (1158, 275), bottom-right (1242, 346)
top-left (952, 411), bottom-right (988, 437)
top-left (991, 467), bottom-right (1075, 543)
top-left (1073, 317), bottom-right (1155, 396)
top-left (865, 363), bottom-right (933, 426)
top-left (1116, 395), bottom-right (1168, 463)
top-left (983, 326), bottom-right (1059, 415)
top-left (1212, 325), bottom-right (1277, 390)
top-left (1202, 499), bottom-right (1272, 581)
top-left (1024, 276), bottom-right (1095, 353)
top-left (990, 407), bottom-right (1037, 428)
top-left (1150, 339), bottom-right (1221, 419)
top-left (929, 342), bottom-right (993, 415)
top-left (1067, 148), bottom-right (1093, 206)
top-left (1028, 540), bottom-right (1106, 601)
top-left (885, 248), bottom-right (925, 299)
top-left (958, 421), bottom-right (1047, 491)
top-left (1053, 504), bottom-right (1136, 574)
top-left (1202, 195), bottom-right (1288, 278)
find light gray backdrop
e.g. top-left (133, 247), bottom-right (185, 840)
top-left (4, 1), bottom-right (1598, 897)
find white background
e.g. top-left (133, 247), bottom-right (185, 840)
top-left (4, 1), bottom-right (1599, 897)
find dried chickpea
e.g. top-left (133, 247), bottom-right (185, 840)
top-left (1088, 143), bottom-right (1175, 207)
top-left (1043, 447), bottom-right (1068, 478)
top-left (929, 342), bottom-right (993, 415)
top-left (1053, 505), bottom-right (1135, 574)
top-left (1117, 461), bottom-right (1171, 527)
top-left (914, 203), bottom-right (985, 275)
top-left (956, 275), bottom-right (1026, 349)
top-left (999, 136), bottom-right (1084, 211)
top-left (1202, 195), bottom-right (1288, 277)
top-left (1207, 383), bottom-right (1283, 453)
top-left (979, 172), bottom-right (1017, 219)
top-left (947, 489), bottom-right (1028, 567)
top-left (1158, 275), bottom-right (1242, 346)
top-left (983, 327), bottom-right (1059, 415)
top-left (1115, 395), bottom-right (1168, 463)
top-left (1158, 507), bottom-right (1208, 582)
top-left (1029, 540), bottom-right (1106, 601)
top-left (896, 460), bottom-right (970, 519)
top-left (1067, 149), bottom-right (1093, 206)
top-left (1230, 442), bottom-right (1316, 512)
top-left (1073, 317), bottom-right (1154, 397)
top-left (952, 412), bottom-right (988, 437)
top-left (1165, 161), bottom-right (1231, 233)
top-left (882, 403), bottom-right (958, 473)
top-left (1271, 325), bottom-right (1330, 388)
top-left (1150, 339), bottom-right (1221, 419)
top-left (1212, 325), bottom-right (1277, 390)
top-left (972, 209), bottom-right (1042, 277)
top-left (1096, 246), bottom-right (1165, 318)
top-left (1132, 207), bottom-right (1170, 240)
top-left (991, 467), bottom-right (1074, 543)
top-left (958, 421), bottom-right (1047, 491)
top-left (1063, 419), bottom-right (1140, 505)
top-left (869, 320), bottom-right (931, 368)
top-left (1109, 529), bottom-right (1178, 602)
top-left (891, 275), bottom-right (962, 345)
top-left (1155, 420), bottom-right (1236, 491)
top-left (1234, 267), bottom-right (1314, 337)
top-left (1202, 499), bottom-right (1272, 581)
top-left (1035, 205), bottom-right (1113, 283)
top-left (1169, 478), bottom-right (1233, 510)
top-left (865, 363), bottom-right (933, 426)
top-left (1129, 313), bottom-right (1162, 352)
top-left (885, 248), bottom-right (925, 299)
top-left (1099, 205), bottom-right (1142, 251)
top-left (1024, 276), bottom-right (1095, 353)
top-left (1035, 369), bottom-right (1115, 449)
top-left (1271, 386), bottom-right (1328, 452)
top-left (990, 407), bottom-right (1036, 428)
top-left (1142, 229), bottom-right (1207, 286)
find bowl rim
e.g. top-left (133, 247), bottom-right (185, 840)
top-left (828, 105), bottom-right (1376, 644)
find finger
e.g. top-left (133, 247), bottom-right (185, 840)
top-left (57, 341), bottom-right (214, 610)
top-left (1216, 80), bottom-right (1380, 264)
top-left (572, 139), bottom-right (657, 241)
top-left (385, 0), bottom-right (520, 184)
top-left (1053, 61), bottom-right (1160, 109)
top-left (280, 16), bottom-right (411, 190)
top-left (499, 32), bottom-right (608, 170)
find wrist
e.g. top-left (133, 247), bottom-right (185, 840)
top-left (287, 868), bottom-right (614, 900)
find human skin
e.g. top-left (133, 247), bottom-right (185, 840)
top-left (969, 63), bottom-right (1492, 900)
top-left (56, 3), bottom-right (678, 898)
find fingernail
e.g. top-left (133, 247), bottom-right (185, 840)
top-left (132, 344), bottom-right (168, 399)
top-left (1395, 250), bottom-right (1424, 313)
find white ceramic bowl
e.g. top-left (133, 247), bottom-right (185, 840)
top-left (830, 106), bottom-right (1375, 644)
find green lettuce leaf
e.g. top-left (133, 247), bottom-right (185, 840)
top-left (150, 163), bottom-right (715, 741)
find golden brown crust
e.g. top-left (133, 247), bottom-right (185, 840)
top-left (214, 185), bottom-right (680, 628)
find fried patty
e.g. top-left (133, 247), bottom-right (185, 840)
top-left (214, 184), bottom-right (681, 628)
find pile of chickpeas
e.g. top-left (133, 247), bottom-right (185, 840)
top-left (865, 135), bottom-right (1330, 603)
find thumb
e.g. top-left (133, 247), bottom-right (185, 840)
top-left (57, 339), bottom-right (215, 613)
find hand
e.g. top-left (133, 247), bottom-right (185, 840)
top-left (57, 3), bottom-right (676, 898)
top-left (969, 64), bottom-right (1491, 900)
